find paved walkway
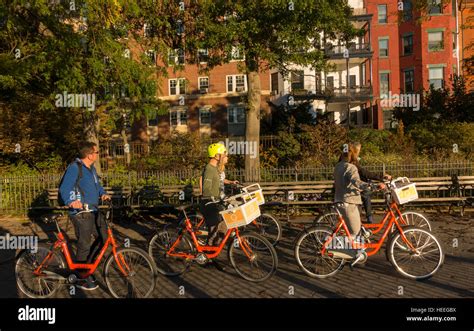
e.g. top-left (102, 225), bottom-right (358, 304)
top-left (0, 212), bottom-right (472, 298)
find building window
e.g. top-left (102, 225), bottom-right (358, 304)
top-left (383, 110), bottom-right (395, 129)
top-left (271, 72), bottom-right (279, 94)
top-left (169, 78), bottom-right (186, 96)
top-left (228, 106), bottom-right (246, 124)
top-left (326, 76), bottom-right (334, 90)
top-left (143, 23), bottom-right (155, 37)
top-left (429, 67), bottom-right (444, 89)
top-left (379, 38), bottom-right (389, 57)
top-left (453, 32), bottom-right (457, 54)
top-left (349, 75), bottom-right (357, 88)
top-left (170, 108), bottom-right (187, 126)
top-left (145, 50), bottom-right (156, 66)
top-left (199, 107), bottom-right (211, 125)
top-left (226, 75), bottom-right (247, 93)
top-left (428, 0), bottom-right (442, 15)
top-left (168, 48), bottom-right (185, 65)
top-left (403, 34), bottom-right (413, 55)
top-left (148, 116), bottom-right (158, 126)
top-left (291, 71), bottom-right (304, 90)
top-left (428, 31), bottom-right (444, 51)
top-left (198, 49), bottom-right (208, 63)
top-left (380, 72), bottom-right (390, 97)
top-left (404, 69), bottom-right (415, 93)
top-left (199, 77), bottom-right (209, 93)
top-left (176, 19), bottom-right (184, 36)
top-left (403, 0), bottom-right (413, 21)
top-left (378, 5), bottom-right (387, 23)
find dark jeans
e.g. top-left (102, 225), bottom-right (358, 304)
top-left (199, 200), bottom-right (225, 245)
top-left (361, 190), bottom-right (372, 217)
top-left (70, 212), bottom-right (108, 263)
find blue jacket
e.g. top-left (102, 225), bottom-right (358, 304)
top-left (59, 158), bottom-right (106, 214)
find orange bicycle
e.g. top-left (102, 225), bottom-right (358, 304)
top-left (15, 201), bottom-right (157, 298)
top-left (179, 183), bottom-right (282, 247)
top-left (148, 198), bottom-right (278, 282)
top-left (294, 180), bottom-right (444, 280)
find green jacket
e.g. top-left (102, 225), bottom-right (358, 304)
top-left (201, 163), bottom-right (221, 199)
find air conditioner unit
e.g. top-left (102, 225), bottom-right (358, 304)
top-left (200, 88), bottom-right (209, 94)
top-left (236, 86), bottom-right (245, 92)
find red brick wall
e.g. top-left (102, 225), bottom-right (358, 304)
top-left (127, 39), bottom-right (271, 138)
top-left (367, 0), bottom-right (458, 129)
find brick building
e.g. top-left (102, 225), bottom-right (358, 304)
top-left (459, 0), bottom-right (474, 89)
top-left (148, 56), bottom-right (272, 139)
top-left (131, 0), bottom-right (470, 140)
top-left (270, 0), bottom-right (468, 130)
top-left (369, 0), bottom-right (461, 129)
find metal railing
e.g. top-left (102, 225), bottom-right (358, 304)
top-left (1, 161), bottom-right (473, 215)
top-left (327, 85), bottom-right (373, 100)
top-left (352, 7), bottom-right (367, 16)
top-left (325, 43), bottom-right (372, 57)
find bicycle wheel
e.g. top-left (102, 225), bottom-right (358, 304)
top-left (391, 211), bottom-right (431, 233)
top-left (104, 247), bottom-right (156, 298)
top-left (315, 212), bottom-right (339, 228)
top-left (148, 226), bottom-right (194, 276)
top-left (251, 213), bottom-right (282, 247)
top-left (294, 226), bottom-right (345, 278)
top-left (387, 225), bottom-right (444, 280)
top-left (228, 232), bottom-right (278, 282)
top-left (15, 244), bottom-right (65, 298)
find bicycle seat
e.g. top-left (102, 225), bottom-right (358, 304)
top-left (42, 214), bottom-right (62, 224)
top-left (175, 204), bottom-right (194, 211)
top-left (332, 202), bottom-right (345, 208)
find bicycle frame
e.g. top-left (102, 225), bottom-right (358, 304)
top-left (166, 213), bottom-right (256, 261)
top-left (33, 215), bottom-right (131, 279)
top-left (322, 201), bottom-right (418, 257)
top-left (186, 211), bottom-right (262, 240)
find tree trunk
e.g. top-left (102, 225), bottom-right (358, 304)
top-left (245, 71), bottom-right (261, 182)
top-left (83, 112), bottom-right (102, 174)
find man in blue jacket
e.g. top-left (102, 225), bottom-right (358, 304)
top-left (59, 141), bottom-right (110, 290)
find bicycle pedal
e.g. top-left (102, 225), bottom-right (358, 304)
top-left (350, 251), bottom-right (368, 269)
top-left (67, 273), bottom-right (78, 284)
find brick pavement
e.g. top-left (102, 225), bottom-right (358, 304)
top-left (0, 212), bottom-right (472, 299)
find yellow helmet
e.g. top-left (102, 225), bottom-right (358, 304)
top-left (208, 143), bottom-right (227, 158)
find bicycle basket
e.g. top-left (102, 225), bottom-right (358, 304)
top-left (242, 183), bottom-right (265, 206)
top-left (391, 177), bottom-right (418, 205)
top-left (219, 198), bottom-right (261, 229)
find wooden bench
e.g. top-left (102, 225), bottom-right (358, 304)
top-left (130, 184), bottom-right (199, 208)
top-left (40, 186), bottom-right (133, 210)
top-left (28, 176), bottom-right (474, 217)
top-left (239, 176), bottom-right (474, 216)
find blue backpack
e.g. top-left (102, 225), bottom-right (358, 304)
top-left (58, 161), bottom-right (84, 206)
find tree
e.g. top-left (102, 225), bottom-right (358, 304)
top-left (160, 0), bottom-right (359, 180)
top-left (393, 75), bottom-right (474, 129)
top-left (0, 0), bottom-right (165, 172)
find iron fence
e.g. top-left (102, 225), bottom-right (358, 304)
top-left (0, 161), bottom-right (472, 215)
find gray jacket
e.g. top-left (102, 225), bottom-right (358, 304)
top-left (334, 161), bottom-right (371, 204)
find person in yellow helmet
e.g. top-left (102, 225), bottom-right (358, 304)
top-left (199, 143), bottom-right (236, 270)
